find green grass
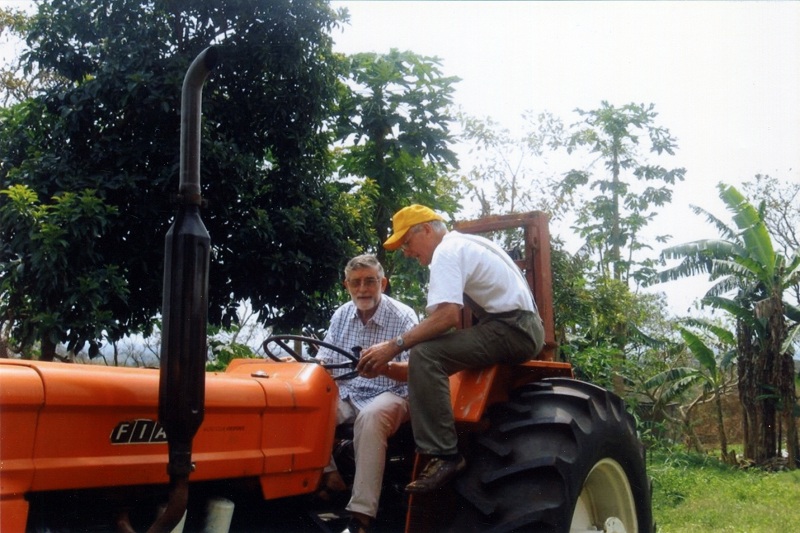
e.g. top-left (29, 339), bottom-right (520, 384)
top-left (649, 449), bottom-right (800, 532)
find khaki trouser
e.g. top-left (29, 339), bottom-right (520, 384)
top-left (408, 310), bottom-right (544, 456)
top-left (325, 392), bottom-right (409, 518)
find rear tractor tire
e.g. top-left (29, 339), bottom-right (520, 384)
top-left (449, 378), bottom-right (653, 533)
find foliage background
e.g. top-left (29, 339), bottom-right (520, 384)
top-left (1, 0), bottom-right (365, 358)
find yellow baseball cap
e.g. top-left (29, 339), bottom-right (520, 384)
top-left (383, 205), bottom-right (444, 251)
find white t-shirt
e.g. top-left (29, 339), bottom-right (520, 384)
top-left (426, 231), bottom-right (535, 315)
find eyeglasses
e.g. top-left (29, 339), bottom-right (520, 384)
top-left (346, 277), bottom-right (380, 288)
top-left (400, 226), bottom-right (423, 251)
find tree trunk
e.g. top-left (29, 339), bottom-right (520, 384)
top-left (611, 322), bottom-right (627, 396)
top-left (779, 347), bottom-right (799, 469)
top-left (40, 335), bottom-right (57, 361)
top-left (740, 295), bottom-right (799, 469)
top-left (0, 320), bottom-right (13, 358)
top-left (737, 319), bottom-right (777, 464)
top-left (780, 351), bottom-right (799, 468)
top-left (737, 321), bottom-right (754, 459)
top-left (714, 391), bottom-right (731, 463)
top-left (609, 144), bottom-right (622, 281)
top-left (760, 295), bottom-right (798, 469)
top-left (683, 415), bottom-right (704, 454)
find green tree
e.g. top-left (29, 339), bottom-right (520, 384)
top-left (454, 109), bottom-right (677, 394)
top-left (654, 183), bottom-right (799, 468)
top-left (561, 274), bottom-right (668, 385)
top-left (2, 6), bottom-right (62, 106)
top-left (0, 185), bottom-right (127, 360)
top-left (743, 174), bottom-right (800, 255)
top-left (742, 174), bottom-right (800, 307)
top-left (546, 101), bottom-right (686, 394)
top-left (454, 112), bottom-right (600, 354)
top-left (0, 0), bottom-right (360, 359)
top-left (332, 49), bottom-right (461, 311)
top-left (555, 101), bottom-right (686, 284)
top-left (457, 111), bottom-right (564, 218)
top-left (644, 320), bottom-right (737, 461)
top-left (335, 49), bottom-right (461, 268)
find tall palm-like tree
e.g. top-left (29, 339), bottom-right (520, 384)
top-left (654, 183), bottom-right (800, 468)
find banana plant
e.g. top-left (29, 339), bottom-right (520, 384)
top-left (645, 319), bottom-right (737, 459)
top-left (651, 183), bottom-right (799, 468)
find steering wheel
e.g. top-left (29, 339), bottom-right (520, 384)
top-left (261, 334), bottom-right (361, 380)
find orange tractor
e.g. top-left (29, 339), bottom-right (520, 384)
top-left (0, 48), bottom-right (652, 532)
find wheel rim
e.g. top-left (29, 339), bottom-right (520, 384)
top-left (570, 458), bottom-right (637, 533)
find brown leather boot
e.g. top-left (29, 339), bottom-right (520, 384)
top-left (405, 455), bottom-right (466, 494)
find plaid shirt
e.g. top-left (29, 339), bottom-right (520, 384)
top-left (316, 295), bottom-right (418, 410)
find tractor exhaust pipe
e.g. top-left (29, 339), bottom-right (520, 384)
top-left (148, 46), bottom-right (218, 533)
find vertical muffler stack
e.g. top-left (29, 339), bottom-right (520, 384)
top-left (149, 46), bottom-right (218, 533)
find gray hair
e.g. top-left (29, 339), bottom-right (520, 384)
top-left (409, 219), bottom-right (447, 235)
top-left (344, 254), bottom-right (385, 279)
top-left (427, 219), bottom-right (447, 234)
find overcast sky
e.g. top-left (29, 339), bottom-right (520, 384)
top-left (330, 1), bottom-right (800, 314)
top-left (330, 1), bottom-right (799, 203)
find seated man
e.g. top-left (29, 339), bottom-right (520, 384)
top-left (315, 254), bottom-right (417, 533)
top-left (359, 205), bottom-right (544, 494)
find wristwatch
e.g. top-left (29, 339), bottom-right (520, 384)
top-left (395, 335), bottom-right (405, 348)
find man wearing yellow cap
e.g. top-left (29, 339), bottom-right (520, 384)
top-left (358, 204), bottom-right (545, 494)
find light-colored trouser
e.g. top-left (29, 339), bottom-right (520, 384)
top-left (325, 391), bottom-right (409, 518)
top-left (408, 311), bottom-right (544, 456)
